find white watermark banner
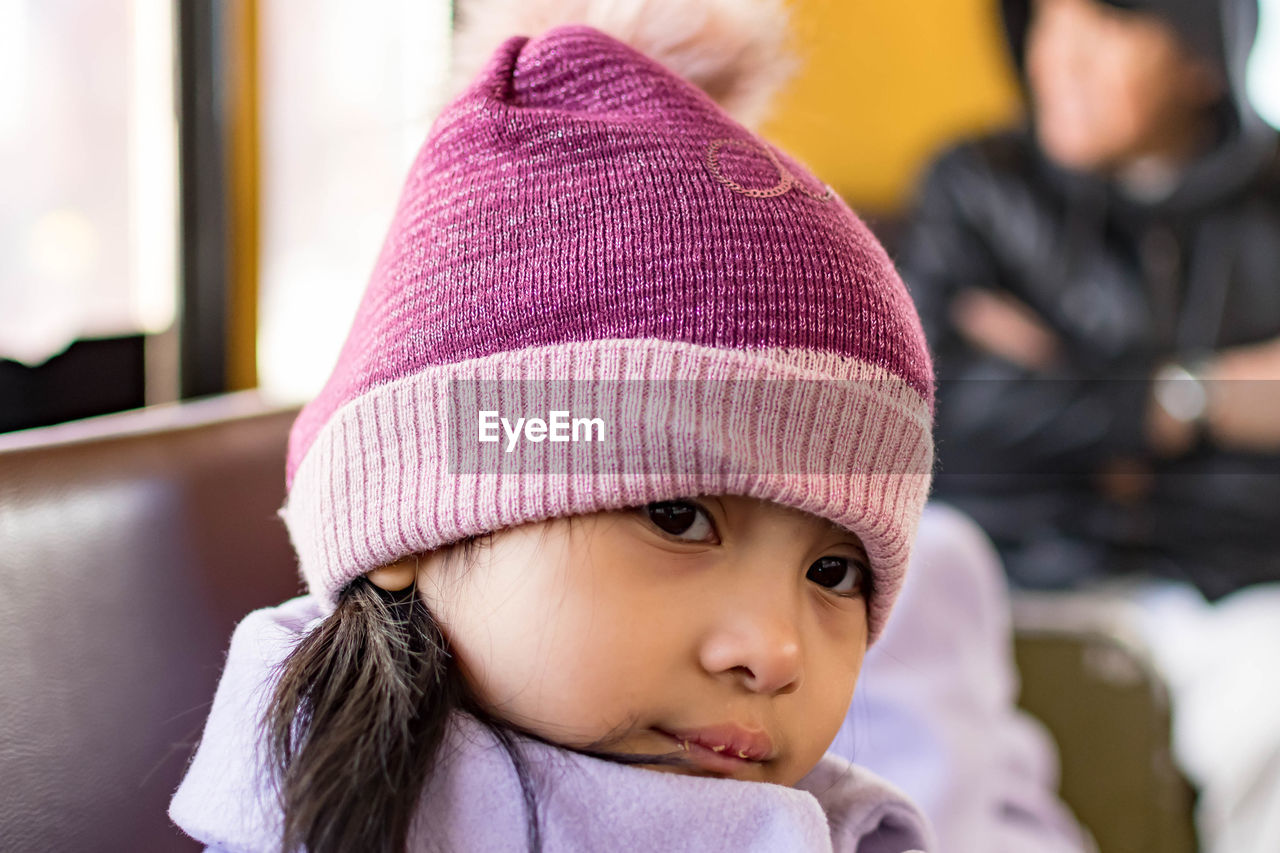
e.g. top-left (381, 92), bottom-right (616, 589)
top-left (443, 377), bottom-right (932, 476)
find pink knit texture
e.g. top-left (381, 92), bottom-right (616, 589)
top-left (284, 339), bottom-right (932, 641)
top-left (280, 25), bottom-right (936, 641)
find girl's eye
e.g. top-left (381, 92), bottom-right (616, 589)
top-left (644, 500), bottom-right (718, 543)
top-left (806, 556), bottom-right (867, 597)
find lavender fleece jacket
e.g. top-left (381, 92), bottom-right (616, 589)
top-left (845, 505), bottom-right (1093, 853)
top-left (169, 593), bottom-right (933, 852)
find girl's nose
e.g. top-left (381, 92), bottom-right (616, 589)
top-left (698, 599), bottom-right (804, 695)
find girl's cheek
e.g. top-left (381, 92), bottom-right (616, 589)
top-left (812, 616), bottom-right (867, 727)
top-left (810, 592), bottom-right (869, 656)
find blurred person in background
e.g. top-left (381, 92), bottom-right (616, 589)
top-left (898, 0), bottom-right (1280, 850)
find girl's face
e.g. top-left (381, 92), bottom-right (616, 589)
top-left (416, 495), bottom-right (871, 786)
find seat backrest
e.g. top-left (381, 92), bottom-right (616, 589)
top-left (0, 394), bottom-right (302, 852)
top-left (1013, 593), bottom-right (1198, 853)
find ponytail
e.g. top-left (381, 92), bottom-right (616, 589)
top-left (263, 575), bottom-right (465, 853)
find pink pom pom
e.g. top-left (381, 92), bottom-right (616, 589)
top-left (449, 0), bottom-right (798, 129)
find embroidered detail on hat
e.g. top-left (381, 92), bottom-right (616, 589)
top-left (705, 138), bottom-right (833, 202)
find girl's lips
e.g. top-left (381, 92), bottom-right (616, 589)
top-left (658, 725), bottom-right (776, 773)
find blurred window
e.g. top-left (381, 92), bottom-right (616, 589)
top-left (257, 0), bottom-right (452, 403)
top-left (0, 0), bottom-right (176, 367)
top-left (1250, 0), bottom-right (1280, 130)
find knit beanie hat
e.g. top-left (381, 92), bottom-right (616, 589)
top-left (279, 25), bottom-right (935, 642)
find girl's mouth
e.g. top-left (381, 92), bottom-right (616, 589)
top-left (656, 725), bottom-right (775, 774)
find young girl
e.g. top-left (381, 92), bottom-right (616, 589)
top-left (169, 21), bottom-right (936, 853)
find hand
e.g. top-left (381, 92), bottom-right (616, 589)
top-left (949, 288), bottom-right (1063, 372)
top-left (1095, 457), bottom-right (1154, 503)
top-left (1202, 338), bottom-right (1280, 452)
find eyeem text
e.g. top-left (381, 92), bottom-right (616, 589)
top-left (478, 410), bottom-right (607, 453)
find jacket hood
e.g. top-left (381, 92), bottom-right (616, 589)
top-left (999, 0), bottom-right (1278, 211)
top-left (168, 595), bottom-right (936, 852)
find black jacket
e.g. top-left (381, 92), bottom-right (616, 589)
top-left (900, 0), bottom-right (1280, 597)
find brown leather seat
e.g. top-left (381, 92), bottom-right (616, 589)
top-left (0, 393), bottom-right (302, 852)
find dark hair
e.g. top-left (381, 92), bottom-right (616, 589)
top-left (262, 539), bottom-right (683, 853)
top-left (261, 569), bottom-right (485, 853)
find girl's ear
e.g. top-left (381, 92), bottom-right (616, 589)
top-left (366, 556), bottom-right (418, 592)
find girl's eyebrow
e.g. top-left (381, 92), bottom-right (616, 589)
top-left (753, 502), bottom-right (867, 555)
top-left (781, 507), bottom-right (867, 553)
top-left (822, 519), bottom-right (868, 556)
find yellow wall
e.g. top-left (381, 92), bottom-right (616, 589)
top-left (763, 0), bottom-right (1023, 213)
